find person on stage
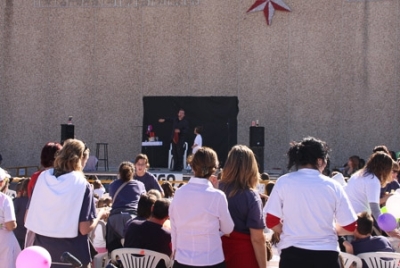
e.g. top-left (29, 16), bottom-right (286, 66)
top-left (159, 108), bottom-right (189, 171)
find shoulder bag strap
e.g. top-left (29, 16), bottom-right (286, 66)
top-left (112, 181), bottom-right (129, 201)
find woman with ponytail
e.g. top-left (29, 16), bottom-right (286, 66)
top-left (107, 161), bottom-right (146, 252)
top-left (265, 137), bottom-right (357, 268)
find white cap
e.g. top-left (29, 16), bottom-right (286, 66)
top-left (0, 168), bottom-right (11, 182)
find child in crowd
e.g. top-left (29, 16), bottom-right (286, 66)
top-left (148, 189), bottom-right (163, 200)
top-left (161, 181), bottom-right (175, 200)
top-left (91, 196), bottom-right (111, 253)
top-left (343, 212), bottom-right (394, 268)
top-left (260, 172), bottom-right (270, 181)
top-left (191, 126), bottom-right (203, 155)
top-left (91, 175), bottom-right (106, 199)
top-left (13, 178), bottom-right (30, 249)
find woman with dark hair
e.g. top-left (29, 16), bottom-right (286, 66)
top-left (219, 145), bottom-right (266, 268)
top-left (25, 139), bottom-right (108, 268)
top-left (343, 155), bottom-right (361, 177)
top-left (265, 137), bottom-right (357, 268)
top-left (107, 161), bottom-right (146, 252)
top-left (345, 152), bottom-right (394, 222)
top-left (27, 142), bottom-right (63, 198)
top-left (161, 181), bottom-right (175, 199)
top-left (170, 147), bottom-right (234, 268)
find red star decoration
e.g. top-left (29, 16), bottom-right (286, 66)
top-left (247, 0), bottom-right (291, 25)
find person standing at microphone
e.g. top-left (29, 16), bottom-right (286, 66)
top-left (159, 108), bottom-right (189, 171)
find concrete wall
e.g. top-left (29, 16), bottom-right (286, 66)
top-left (1, 0), bottom-right (399, 172)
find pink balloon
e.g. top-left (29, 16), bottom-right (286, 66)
top-left (16, 246), bottom-right (52, 268)
top-left (377, 213), bottom-right (398, 232)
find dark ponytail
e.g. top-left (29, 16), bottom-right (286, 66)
top-left (287, 137), bottom-right (329, 170)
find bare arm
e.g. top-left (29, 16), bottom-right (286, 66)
top-left (249, 228), bottom-right (267, 268)
top-left (342, 241), bottom-right (354, 254)
top-left (4, 220), bottom-right (17, 231)
top-left (79, 207), bottom-right (109, 235)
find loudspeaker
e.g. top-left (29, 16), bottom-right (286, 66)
top-left (250, 127), bottom-right (264, 147)
top-left (251, 146), bottom-right (264, 173)
top-left (61, 124), bottom-right (75, 143)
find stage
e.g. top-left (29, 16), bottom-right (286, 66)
top-left (85, 168), bottom-right (193, 187)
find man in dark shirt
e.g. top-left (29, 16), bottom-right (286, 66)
top-left (124, 199), bottom-right (171, 268)
top-left (159, 108), bottom-right (189, 171)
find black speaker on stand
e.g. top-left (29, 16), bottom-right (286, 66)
top-left (249, 126), bottom-right (264, 173)
top-left (61, 124), bottom-right (75, 144)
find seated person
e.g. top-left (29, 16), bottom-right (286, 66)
top-left (123, 193), bottom-right (157, 236)
top-left (92, 176), bottom-right (106, 198)
top-left (343, 212), bottom-right (394, 268)
top-left (124, 199), bottom-right (171, 268)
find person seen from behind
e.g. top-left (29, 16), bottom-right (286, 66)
top-left (170, 147), bottom-right (234, 268)
top-left (219, 145), bottom-right (267, 268)
top-left (265, 137), bottom-right (357, 268)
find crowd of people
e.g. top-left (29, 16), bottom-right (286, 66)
top-left (1, 136), bottom-right (400, 268)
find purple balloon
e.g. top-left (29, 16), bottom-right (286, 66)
top-left (377, 213), bottom-right (398, 232)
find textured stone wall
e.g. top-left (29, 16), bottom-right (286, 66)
top-left (1, 0), bottom-right (399, 171)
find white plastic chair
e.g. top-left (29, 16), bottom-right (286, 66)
top-left (340, 252), bottom-right (363, 268)
top-left (92, 252), bottom-right (110, 268)
top-left (168, 142), bottom-right (188, 170)
top-left (111, 248), bottom-right (172, 268)
top-left (358, 252), bottom-right (400, 268)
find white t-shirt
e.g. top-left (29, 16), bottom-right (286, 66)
top-left (0, 192), bottom-right (21, 268)
top-left (345, 171), bottom-right (381, 215)
top-left (265, 168), bottom-right (356, 252)
top-left (92, 220), bottom-right (106, 248)
top-left (192, 134), bottom-right (202, 154)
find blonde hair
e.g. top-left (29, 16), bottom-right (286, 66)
top-left (54, 139), bottom-right (89, 174)
top-left (220, 145), bottom-right (260, 197)
top-left (0, 177), bottom-right (10, 193)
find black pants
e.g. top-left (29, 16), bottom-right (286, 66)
top-left (280, 246), bottom-right (340, 268)
top-left (172, 140), bottom-right (184, 170)
top-left (173, 261), bottom-right (226, 268)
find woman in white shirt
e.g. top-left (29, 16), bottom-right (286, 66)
top-left (0, 168), bottom-right (20, 268)
top-left (169, 147), bottom-right (234, 268)
top-left (265, 137), bottom-right (357, 268)
top-left (345, 152), bottom-right (393, 223)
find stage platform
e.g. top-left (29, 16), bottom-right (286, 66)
top-left (85, 167), bottom-right (193, 182)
